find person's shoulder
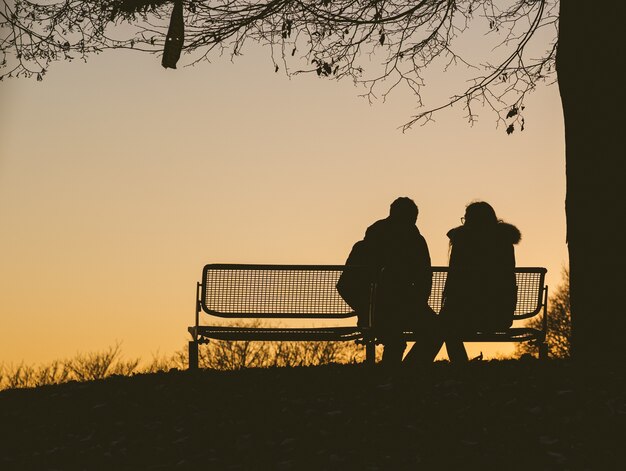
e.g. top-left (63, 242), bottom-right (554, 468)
top-left (412, 225), bottom-right (427, 241)
top-left (364, 218), bottom-right (388, 239)
top-left (446, 223), bottom-right (521, 245)
top-left (446, 225), bottom-right (465, 242)
top-left (496, 222), bottom-right (522, 244)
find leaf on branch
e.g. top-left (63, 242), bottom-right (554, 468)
top-left (506, 107), bottom-right (518, 119)
top-left (506, 124), bottom-right (515, 135)
top-left (379, 31), bottom-right (385, 46)
top-left (275, 64), bottom-right (279, 73)
top-left (291, 47), bottom-right (296, 57)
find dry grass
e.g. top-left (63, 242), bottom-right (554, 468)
top-left (0, 338), bottom-right (378, 391)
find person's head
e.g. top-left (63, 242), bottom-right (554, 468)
top-left (463, 201), bottom-right (499, 227)
top-left (389, 197), bottom-right (418, 224)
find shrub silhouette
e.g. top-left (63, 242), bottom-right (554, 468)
top-left (0, 342), bottom-right (140, 390)
top-left (64, 342), bottom-right (141, 381)
top-left (196, 339), bottom-right (368, 371)
top-left (0, 334), bottom-right (378, 390)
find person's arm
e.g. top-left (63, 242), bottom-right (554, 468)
top-left (508, 242), bottom-right (516, 269)
top-left (416, 234), bottom-right (433, 305)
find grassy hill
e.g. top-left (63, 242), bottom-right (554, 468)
top-left (1, 360), bottom-right (624, 470)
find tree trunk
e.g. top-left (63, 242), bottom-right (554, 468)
top-left (556, 1), bottom-right (625, 362)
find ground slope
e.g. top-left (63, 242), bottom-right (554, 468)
top-left (1, 360), bottom-right (624, 470)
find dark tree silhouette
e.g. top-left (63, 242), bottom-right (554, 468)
top-left (517, 267), bottom-right (570, 359)
top-left (1, 1), bottom-right (623, 362)
top-left (555, 3), bottom-right (624, 363)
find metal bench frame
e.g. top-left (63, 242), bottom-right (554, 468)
top-left (188, 264), bottom-right (548, 369)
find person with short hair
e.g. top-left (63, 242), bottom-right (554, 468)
top-left (338, 197), bottom-right (442, 366)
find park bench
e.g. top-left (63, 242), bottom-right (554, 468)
top-left (187, 264), bottom-right (548, 369)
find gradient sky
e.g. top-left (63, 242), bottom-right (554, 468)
top-left (0, 35), bottom-right (566, 366)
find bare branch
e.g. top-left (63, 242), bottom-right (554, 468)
top-left (1, 0), bottom-right (559, 130)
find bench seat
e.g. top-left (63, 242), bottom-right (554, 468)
top-left (189, 325), bottom-right (365, 342)
top-left (190, 326), bottom-right (544, 343)
top-left (401, 327), bottom-right (545, 343)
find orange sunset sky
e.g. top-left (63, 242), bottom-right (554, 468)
top-left (0, 29), bottom-right (566, 365)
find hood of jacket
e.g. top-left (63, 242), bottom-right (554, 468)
top-left (447, 222), bottom-right (521, 245)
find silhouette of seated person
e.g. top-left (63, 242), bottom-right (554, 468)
top-left (441, 201), bottom-right (521, 362)
top-left (337, 197), bottom-right (441, 366)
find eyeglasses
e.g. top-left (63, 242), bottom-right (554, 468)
top-left (460, 217), bottom-right (465, 224)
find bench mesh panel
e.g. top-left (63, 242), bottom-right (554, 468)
top-left (428, 270), bottom-right (544, 318)
top-left (202, 266), bottom-right (355, 318)
top-left (428, 270), bottom-right (448, 314)
top-left (513, 271), bottom-right (545, 318)
top-left (201, 265), bottom-right (545, 320)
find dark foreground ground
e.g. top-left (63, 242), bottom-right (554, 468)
top-left (1, 360), bottom-right (624, 470)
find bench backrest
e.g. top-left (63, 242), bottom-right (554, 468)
top-left (428, 267), bottom-right (547, 319)
top-left (201, 265), bottom-right (354, 319)
top-left (200, 264), bottom-right (546, 320)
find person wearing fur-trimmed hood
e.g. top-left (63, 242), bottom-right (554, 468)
top-left (441, 201), bottom-right (522, 363)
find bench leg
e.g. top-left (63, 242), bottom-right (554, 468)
top-left (538, 342), bottom-right (549, 361)
top-left (188, 340), bottom-right (199, 370)
top-left (365, 341), bottom-right (376, 366)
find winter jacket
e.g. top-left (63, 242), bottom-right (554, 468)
top-left (442, 222), bottom-right (521, 331)
top-left (336, 216), bottom-right (432, 328)
top-left (364, 217), bottom-right (432, 306)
